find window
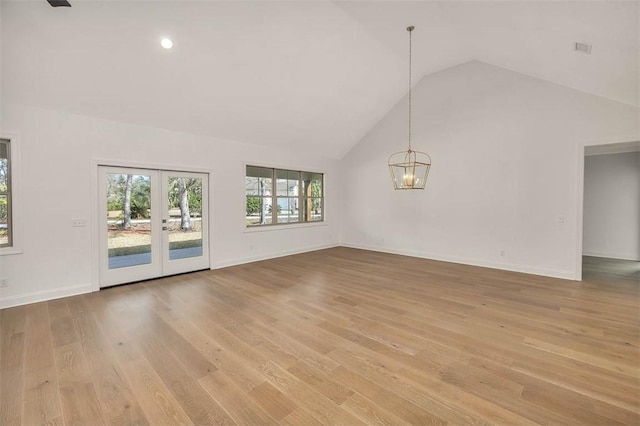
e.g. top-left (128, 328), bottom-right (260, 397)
top-left (246, 166), bottom-right (323, 227)
top-left (0, 139), bottom-right (11, 247)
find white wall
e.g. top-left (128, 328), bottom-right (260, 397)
top-left (1, 60), bottom-right (638, 309)
top-left (0, 104), bottom-right (341, 308)
top-left (583, 151), bottom-right (640, 260)
top-left (341, 61), bottom-right (640, 279)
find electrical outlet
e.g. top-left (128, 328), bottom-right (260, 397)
top-left (500, 249), bottom-right (506, 257)
top-left (0, 278), bottom-right (8, 288)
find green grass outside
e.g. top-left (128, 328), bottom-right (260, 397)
top-left (109, 239), bottom-right (202, 257)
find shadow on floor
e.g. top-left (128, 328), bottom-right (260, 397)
top-left (582, 256), bottom-right (640, 282)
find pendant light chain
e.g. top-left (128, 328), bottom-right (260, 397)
top-left (408, 26), bottom-right (413, 152)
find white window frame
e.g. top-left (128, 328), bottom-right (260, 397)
top-left (245, 165), bottom-right (324, 229)
top-left (0, 134), bottom-right (22, 256)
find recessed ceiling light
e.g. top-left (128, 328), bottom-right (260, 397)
top-left (161, 38), bottom-right (173, 50)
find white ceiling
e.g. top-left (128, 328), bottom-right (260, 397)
top-left (2, 1), bottom-right (638, 159)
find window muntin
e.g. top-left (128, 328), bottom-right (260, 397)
top-left (246, 166), bottom-right (323, 227)
top-left (0, 139), bottom-right (11, 247)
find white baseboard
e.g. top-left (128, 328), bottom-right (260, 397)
top-left (582, 251), bottom-right (640, 261)
top-left (213, 243), bottom-right (340, 269)
top-left (341, 242), bottom-right (576, 280)
top-left (1, 242), bottom-right (579, 310)
top-left (0, 283), bottom-right (95, 309)
top-left (0, 245), bottom-right (339, 310)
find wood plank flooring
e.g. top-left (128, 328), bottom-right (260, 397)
top-left (1, 247), bottom-right (639, 425)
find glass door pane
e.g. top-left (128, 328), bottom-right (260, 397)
top-left (106, 173), bottom-right (153, 269)
top-left (161, 171), bottom-right (209, 276)
top-left (99, 167), bottom-right (161, 288)
top-left (166, 176), bottom-right (203, 260)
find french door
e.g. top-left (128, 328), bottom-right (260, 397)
top-left (98, 166), bottom-right (209, 288)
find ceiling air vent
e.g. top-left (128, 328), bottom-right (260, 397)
top-left (575, 42), bottom-right (592, 55)
top-left (47, 0), bottom-right (71, 7)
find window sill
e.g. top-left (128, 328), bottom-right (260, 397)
top-left (0, 247), bottom-right (23, 256)
top-left (244, 221), bottom-right (327, 233)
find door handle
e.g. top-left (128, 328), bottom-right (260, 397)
top-left (162, 226), bottom-right (168, 231)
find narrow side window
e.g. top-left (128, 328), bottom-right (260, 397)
top-left (0, 139), bottom-right (12, 247)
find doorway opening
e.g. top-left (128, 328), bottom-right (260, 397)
top-left (580, 141), bottom-right (640, 281)
top-left (98, 166), bottom-right (210, 288)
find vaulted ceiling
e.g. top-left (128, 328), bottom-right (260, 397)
top-left (2, 1), bottom-right (638, 159)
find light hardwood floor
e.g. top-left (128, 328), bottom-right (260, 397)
top-left (1, 247), bottom-right (639, 425)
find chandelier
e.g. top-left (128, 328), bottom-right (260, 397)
top-left (388, 26), bottom-right (432, 190)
